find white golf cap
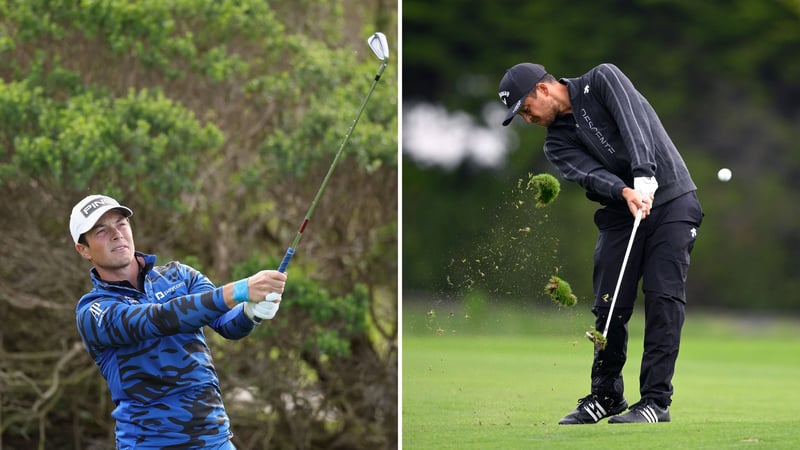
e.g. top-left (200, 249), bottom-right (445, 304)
top-left (70, 194), bottom-right (133, 243)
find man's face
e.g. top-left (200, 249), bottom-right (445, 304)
top-left (76, 211), bottom-right (135, 271)
top-left (517, 86), bottom-right (560, 127)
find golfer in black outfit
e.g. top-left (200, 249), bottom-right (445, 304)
top-left (498, 62), bottom-right (703, 424)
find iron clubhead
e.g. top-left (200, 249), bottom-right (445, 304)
top-left (368, 32), bottom-right (389, 62)
top-left (585, 330), bottom-right (608, 350)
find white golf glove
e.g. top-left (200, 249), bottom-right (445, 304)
top-left (634, 176), bottom-right (658, 201)
top-left (243, 293), bottom-right (282, 322)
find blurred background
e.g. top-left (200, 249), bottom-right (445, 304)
top-left (0, 1), bottom-right (397, 449)
top-left (403, 0), bottom-right (800, 315)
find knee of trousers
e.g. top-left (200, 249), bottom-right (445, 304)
top-left (643, 293), bottom-right (686, 328)
top-left (644, 291), bottom-right (688, 310)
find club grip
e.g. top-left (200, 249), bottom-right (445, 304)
top-left (277, 247), bottom-right (294, 273)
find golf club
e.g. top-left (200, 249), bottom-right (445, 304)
top-left (263, 32), bottom-right (390, 306)
top-left (586, 208), bottom-right (643, 349)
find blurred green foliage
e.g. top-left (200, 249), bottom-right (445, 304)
top-left (232, 253), bottom-right (369, 358)
top-left (0, 71), bottom-right (223, 206)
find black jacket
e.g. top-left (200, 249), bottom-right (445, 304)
top-left (544, 63), bottom-right (696, 207)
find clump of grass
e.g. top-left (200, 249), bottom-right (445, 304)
top-left (527, 173), bottom-right (560, 207)
top-left (585, 328), bottom-right (608, 350)
top-left (544, 275), bottom-right (577, 307)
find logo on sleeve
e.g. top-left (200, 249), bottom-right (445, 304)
top-left (90, 302), bottom-right (108, 326)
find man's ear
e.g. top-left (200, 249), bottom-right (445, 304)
top-left (537, 82), bottom-right (550, 96)
top-left (75, 242), bottom-right (92, 261)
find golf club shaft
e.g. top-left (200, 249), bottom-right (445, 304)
top-left (601, 208), bottom-right (643, 338)
top-left (276, 58), bottom-right (389, 273)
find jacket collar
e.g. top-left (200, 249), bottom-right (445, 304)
top-left (89, 252), bottom-right (156, 290)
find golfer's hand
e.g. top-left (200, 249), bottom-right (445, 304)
top-left (244, 297), bottom-right (281, 321)
top-left (254, 299), bottom-right (281, 320)
top-left (622, 186), bottom-right (651, 218)
top-left (634, 176), bottom-right (659, 198)
top-left (246, 270), bottom-right (287, 302)
top-left (633, 176), bottom-right (658, 216)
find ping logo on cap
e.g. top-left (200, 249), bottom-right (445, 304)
top-left (81, 197), bottom-right (113, 218)
top-left (499, 90), bottom-right (510, 106)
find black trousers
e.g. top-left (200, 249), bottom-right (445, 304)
top-left (590, 191), bottom-right (703, 407)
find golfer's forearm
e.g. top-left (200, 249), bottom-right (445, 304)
top-left (221, 282), bottom-right (238, 309)
top-left (78, 290), bottom-right (232, 347)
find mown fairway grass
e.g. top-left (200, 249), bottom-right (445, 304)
top-left (402, 301), bottom-right (800, 449)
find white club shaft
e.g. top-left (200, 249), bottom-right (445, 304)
top-left (602, 209), bottom-right (643, 338)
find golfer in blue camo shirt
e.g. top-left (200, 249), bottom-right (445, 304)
top-left (499, 63), bottom-right (703, 424)
top-left (70, 194), bottom-right (287, 449)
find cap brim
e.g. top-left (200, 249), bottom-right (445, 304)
top-left (74, 206), bottom-right (133, 239)
top-left (502, 98), bottom-right (522, 126)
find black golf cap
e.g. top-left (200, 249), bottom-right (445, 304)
top-left (498, 63), bottom-right (547, 126)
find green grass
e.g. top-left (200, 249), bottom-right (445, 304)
top-left (402, 301), bottom-right (800, 449)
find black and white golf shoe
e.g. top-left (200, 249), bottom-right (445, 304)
top-left (608, 399), bottom-right (670, 423)
top-left (558, 394), bottom-right (628, 424)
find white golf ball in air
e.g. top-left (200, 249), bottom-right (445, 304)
top-left (717, 168), bottom-right (732, 182)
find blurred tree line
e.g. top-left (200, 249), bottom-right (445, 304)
top-left (402, 0), bottom-right (800, 311)
top-left (0, 1), bottom-right (397, 449)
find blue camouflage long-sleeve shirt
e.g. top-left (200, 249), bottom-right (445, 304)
top-left (544, 63), bottom-right (696, 207)
top-left (76, 252), bottom-right (255, 449)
